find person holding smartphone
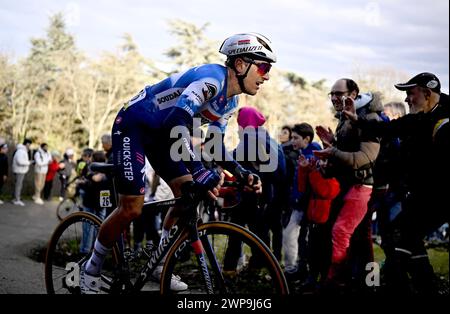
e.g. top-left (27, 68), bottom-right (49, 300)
top-left (313, 78), bottom-right (382, 292)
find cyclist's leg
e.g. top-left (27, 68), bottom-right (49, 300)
top-left (143, 135), bottom-right (193, 236)
top-left (82, 107), bottom-right (148, 289)
top-left (143, 141), bottom-right (192, 291)
top-left (163, 175), bottom-right (192, 228)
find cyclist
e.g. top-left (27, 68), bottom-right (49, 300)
top-left (80, 33), bottom-right (275, 294)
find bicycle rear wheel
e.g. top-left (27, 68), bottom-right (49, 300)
top-left (161, 221), bottom-right (289, 294)
top-left (45, 212), bottom-right (120, 294)
top-left (56, 197), bottom-right (80, 221)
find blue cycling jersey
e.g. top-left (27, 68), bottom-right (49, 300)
top-left (125, 63), bottom-right (239, 133)
top-left (111, 64), bottom-right (239, 195)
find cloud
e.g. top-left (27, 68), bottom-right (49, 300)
top-left (1, 0), bottom-right (448, 90)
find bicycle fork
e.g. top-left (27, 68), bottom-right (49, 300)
top-left (189, 222), bottom-right (227, 294)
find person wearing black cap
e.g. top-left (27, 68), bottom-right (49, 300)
top-left (342, 72), bottom-right (449, 295)
top-left (394, 72), bottom-right (443, 114)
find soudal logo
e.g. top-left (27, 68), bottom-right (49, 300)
top-left (227, 46), bottom-right (262, 55)
top-left (157, 90), bottom-right (182, 104)
top-left (238, 39), bottom-right (251, 45)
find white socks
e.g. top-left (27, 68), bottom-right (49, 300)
top-left (85, 240), bottom-right (111, 276)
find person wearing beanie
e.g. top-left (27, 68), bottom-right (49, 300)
top-left (225, 106), bottom-right (287, 265)
top-left (237, 106), bottom-right (266, 128)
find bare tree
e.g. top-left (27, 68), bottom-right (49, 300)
top-left (165, 19), bottom-right (222, 70)
top-left (67, 34), bottom-right (160, 148)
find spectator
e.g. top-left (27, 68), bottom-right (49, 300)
top-left (315, 79), bottom-right (382, 290)
top-left (0, 143), bottom-right (9, 204)
top-left (343, 72), bottom-right (449, 295)
top-left (101, 133), bottom-right (113, 164)
top-left (282, 123), bottom-right (321, 276)
top-left (33, 143), bottom-right (52, 205)
top-left (43, 151), bottom-right (61, 200)
top-left (12, 138), bottom-right (32, 206)
top-left (76, 148), bottom-right (94, 178)
top-left (58, 148), bottom-right (76, 201)
top-left (278, 125), bottom-right (300, 231)
top-left (278, 125), bottom-right (292, 145)
top-left (383, 101), bottom-right (407, 121)
top-left (79, 150), bottom-right (110, 254)
top-left (227, 106), bottom-right (287, 265)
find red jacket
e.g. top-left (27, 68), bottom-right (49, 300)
top-left (298, 167), bottom-right (340, 224)
top-left (46, 160), bottom-right (60, 182)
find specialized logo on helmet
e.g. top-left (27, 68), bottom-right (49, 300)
top-left (427, 80), bottom-right (438, 89)
top-left (227, 46), bottom-right (263, 55)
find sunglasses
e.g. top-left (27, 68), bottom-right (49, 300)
top-left (243, 57), bottom-right (272, 76)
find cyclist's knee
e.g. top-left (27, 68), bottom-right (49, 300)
top-left (118, 194), bottom-right (144, 220)
top-left (168, 175), bottom-right (193, 197)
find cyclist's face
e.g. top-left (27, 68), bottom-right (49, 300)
top-left (241, 59), bottom-right (271, 95)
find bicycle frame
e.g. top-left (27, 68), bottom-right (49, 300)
top-left (113, 196), bottom-right (224, 294)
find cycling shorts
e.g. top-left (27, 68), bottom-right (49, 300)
top-left (111, 103), bottom-right (189, 195)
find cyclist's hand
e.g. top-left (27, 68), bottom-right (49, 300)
top-left (207, 171), bottom-right (225, 201)
top-left (235, 166), bottom-right (262, 194)
top-left (245, 173), bottom-right (262, 194)
top-left (192, 167), bottom-right (222, 200)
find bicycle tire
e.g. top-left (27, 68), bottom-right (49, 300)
top-left (160, 221), bottom-right (289, 294)
top-left (56, 197), bottom-right (80, 221)
top-left (45, 211), bottom-right (120, 294)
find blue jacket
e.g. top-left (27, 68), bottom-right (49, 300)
top-left (290, 142), bottom-right (322, 210)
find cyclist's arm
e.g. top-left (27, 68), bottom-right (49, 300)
top-left (162, 79), bottom-right (220, 172)
top-left (205, 123), bottom-right (259, 187)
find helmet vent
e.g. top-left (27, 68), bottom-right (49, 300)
top-left (257, 37), bottom-right (272, 52)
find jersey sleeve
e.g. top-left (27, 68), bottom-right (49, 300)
top-left (208, 96), bottom-right (239, 133)
top-left (175, 77), bottom-right (221, 117)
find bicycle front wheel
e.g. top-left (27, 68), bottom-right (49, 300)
top-left (161, 221), bottom-right (289, 294)
top-left (45, 212), bottom-right (120, 294)
top-left (56, 197), bottom-right (80, 221)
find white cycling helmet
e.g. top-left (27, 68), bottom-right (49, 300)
top-left (219, 33), bottom-right (277, 63)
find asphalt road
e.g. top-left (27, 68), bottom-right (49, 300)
top-left (0, 199), bottom-right (59, 294)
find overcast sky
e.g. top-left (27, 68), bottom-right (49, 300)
top-left (1, 0), bottom-right (448, 92)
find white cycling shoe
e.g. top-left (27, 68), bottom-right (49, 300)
top-left (150, 265), bottom-right (188, 292)
top-left (79, 262), bottom-right (102, 294)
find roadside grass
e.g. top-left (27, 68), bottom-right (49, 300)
top-left (373, 244), bottom-right (449, 280)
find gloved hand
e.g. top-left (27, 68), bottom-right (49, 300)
top-left (234, 165), bottom-right (261, 193)
top-left (192, 167), bottom-right (221, 191)
top-left (234, 165), bottom-right (259, 184)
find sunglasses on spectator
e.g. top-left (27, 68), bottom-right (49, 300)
top-left (243, 57), bottom-right (272, 76)
top-left (328, 90), bottom-right (349, 97)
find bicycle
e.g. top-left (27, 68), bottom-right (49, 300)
top-left (56, 176), bottom-right (82, 221)
top-left (45, 162), bottom-right (289, 294)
